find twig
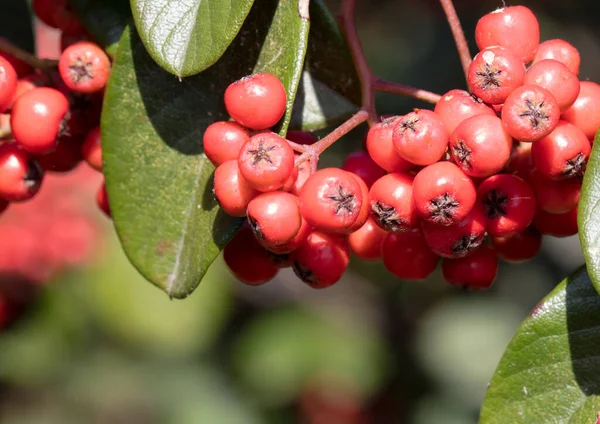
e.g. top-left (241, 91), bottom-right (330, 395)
top-left (0, 38), bottom-right (58, 71)
top-left (439, 0), bottom-right (471, 81)
top-left (373, 78), bottom-right (442, 104)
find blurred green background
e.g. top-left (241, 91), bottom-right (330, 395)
top-left (1, 0), bottom-right (599, 423)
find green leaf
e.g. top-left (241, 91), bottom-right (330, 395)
top-left (579, 129), bottom-right (600, 296)
top-left (101, 0), bottom-right (309, 298)
top-left (130, 0), bottom-right (255, 77)
top-left (69, 0), bottom-right (131, 58)
top-left (480, 267), bottom-right (600, 424)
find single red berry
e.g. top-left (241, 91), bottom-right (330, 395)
top-left (421, 204), bottom-right (487, 258)
top-left (530, 170), bottom-right (580, 214)
top-left (267, 216), bottom-right (312, 255)
top-left (347, 173), bottom-right (371, 232)
top-left (562, 81), bottom-right (600, 140)
top-left (291, 231), bottom-right (350, 289)
top-left (433, 89), bottom-right (496, 135)
top-left (477, 174), bottom-right (536, 237)
top-left (412, 161), bottom-right (476, 226)
top-left (37, 135), bottom-right (83, 173)
top-left (341, 150), bottom-right (386, 189)
top-left (369, 172), bottom-right (419, 233)
top-left (286, 131), bottom-right (316, 145)
top-left (450, 114), bottom-right (512, 178)
top-left (214, 160), bottom-right (258, 217)
top-left (10, 76), bottom-right (40, 108)
top-left (59, 41), bottom-right (111, 94)
top-left (392, 109), bottom-right (449, 166)
top-left (299, 168), bottom-right (363, 233)
top-left (203, 121), bottom-right (250, 166)
top-left (0, 56), bottom-right (17, 113)
top-left (289, 159), bottom-right (311, 196)
top-left (0, 38), bottom-right (34, 78)
top-left (281, 163), bottom-right (299, 192)
top-left (11, 87), bottom-right (70, 153)
top-left (96, 180), bottom-right (111, 217)
top-left (247, 191), bottom-right (302, 248)
top-left (531, 121), bottom-right (590, 180)
top-left (224, 227), bottom-right (279, 286)
top-left (348, 217), bottom-right (387, 262)
top-left (533, 39), bottom-right (580, 76)
top-left (467, 46), bottom-right (526, 105)
top-left (237, 132), bottom-right (295, 192)
top-left (533, 207), bottom-right (578, 237)
top-left (475, 5), bottom-right (540, 64)
top-left (491, 227), bottom-right (542, 263)
top-left (381, 228), bottom-right (440, 281)
top-left (32, 0), bottom-right (86, 35)
top-left (501, 85), bottom-right (560, 142)
top-left (81, 126), bottom-right (102, 170)
top-left (505, 142), bottom-right (533, 181)
top-left (442, 245), bottom-right (498, 289)
top-left (366, 117), bottom-right (413, 173)
top-left (224, 73), bottom-right (286, 130)
top-left (0, 143), bottom-right (43, 202)
top-left (524, 60), bottom-right (580, 111)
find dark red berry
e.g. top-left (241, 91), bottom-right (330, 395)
top-left (0, 143), bottom-right (43, 202)
top-left (341, 150), bottom-right (386, 189)
top-left (286, 131), bottom-right (316, 145)
top-left (366, 117), bottom-right (413, 173)
top-left (533, 39), bottom-right (580, 76)
top-left (59, 41), bottom-right (111, 94)
top-left (562, 81), bottom-right (600, 140)
top-left (392, 109), bottom-right (449, 166)
top-left (32, 0), bottom-right (86, 35)
top-left (505, 142), bottom-right (534, 181)
top-left (203, 121), bottom-right (250, 166)
top-left (214, 160), bottom-right (258, 217)
top-left (81, 126), bottom-right (102, 170)
top-left (369, 172), bottom-right (419, 233)
top-left (524, 59), bottom-right (580, 111)
top-left (491, 227), bottom-right (542, 263)
top-left (381, 229), bottom-right (440, 281)
top-left (533, 207), bottom-right (578, 237)
top-left (442, 245), bottom-right (498, 289)
top-left (0, 56), bottom-right (17, 113)
top-left (96, 180), bottom-right (111, 217)
top-left (348, 218), bottom-right (387, 262)
top-left (247, 191), bottom-right (302, 248)
top-left (530, 170), bottom-right (580, 214)
top-left (37, 135), bottom-right (83, 173)
top-left (224, 227), bottom-right (279, 285)
top-left (433, 89), bottom-right (496, 135)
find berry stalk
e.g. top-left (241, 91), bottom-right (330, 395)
top-left (0, 38), bottom-right (58, 71)
top-left (438, 0), bottom-right (471, 81)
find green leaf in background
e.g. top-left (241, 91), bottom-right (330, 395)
top-left (578, 129), bottom-right (600, 296)
top-left (69, 0), bottom-right (131, 58)
top-left (480, 267), bottom-right (600, 423)
top-left (101, 0), bottom-right (309, 298)
top-left (130, 0), bottom-right (255, 77)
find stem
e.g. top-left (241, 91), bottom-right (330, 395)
top-left (439, 0), bottom-right (471, 81)
top-left (373, 79), bottom-right (442, 104)
top-left (0, 39), bottom-right (58, 70)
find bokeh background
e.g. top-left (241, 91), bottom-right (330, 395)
top-left (0, 0), bottom-right (598, 422)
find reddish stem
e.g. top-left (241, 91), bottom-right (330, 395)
top-left (373, 79), bottom-right (441, 104)
top-left (0, 38), bottom-right (58, 70)
top-left (439, 0), bottom-right (471, 81)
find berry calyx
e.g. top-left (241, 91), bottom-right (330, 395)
top-left (341, 150), bottom-right (386, 189)
top-left (491, 227), bottom-right (542, 263)
top-left (0, 56), bottom-right (17, 113)
top-left (369, 172), bottom-right (419, 233)
top-left (561, 81), bottom-right (600, 140)
top-left (433, 89), bottom-right (496, 135)
top-left (224, 227), bottom-right (279, 286)
top-left (533, 39), bottom-right (580, 76)
top-left (523, 59), bottom-right (580, 111)
top-left (348, 218), bottom-right (387, 262)
top-left (0, 143), bottom-right (44, 202)
top-left (203, 121), bottom-right (250, 166)
top-left (365, 117), bottom-right (413, 173)
top-left (392, 109), bottom-right (449, 166)
top-left (58, 41), bottom-right (111, 94)
top-left (246, 191), bottom-right (302, 248)
top-left (442, 245), bottom-right (498, 289)
top-left (81, 126), bottom-right (102, 170)
top-left (214, 160), bottom-right (258, 217)
top-left (381, 228), bottom-right (440, 281)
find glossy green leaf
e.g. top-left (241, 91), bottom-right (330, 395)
top-left (579, 129), bottom-right (600, 296)
top-left (480, 267), bottom-right (600, 423)
top-left (69, 0), bottom-right (131, 57)
top-left (130, 0), bottom-right (255, 77)
top-left (101, 0), bottom-right (309, 298)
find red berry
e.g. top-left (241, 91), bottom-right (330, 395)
top-left (224, 227), bottom-right (279, 286)
top-left (81, 126), bottom-right (102, 170)
top-left (0, 38), bottom-right (33, 78)
top-left (341, 150), bottom-right (386, 189)
top-left (530, 170), bottom-right (580, 214)
top-left (433, 89), bottom-right (495, 135)
top-left (501, 85), bottom-right (560, 142)
top-left (533, 39), bottom-right (580, 76)
top-left (531, 121), bottom-right (590, 180)
top-left (224, 73), bottom-right (286, 130)
top-left (421, 204), bottom-right (487, 258)
top-left (0, 143), bottom-right (43, 202)
top-left (10, 76), bottom-right (39, 108)
top-left (475, 5), bottom-right (540, 64)
top-left (369, 172), bottom-right (419, 233)
top-left (533, 207), bottom-right (578, 237)
top-left (392, 109), bottom-right (448, 166)
top-left (214, 160), bottom-right (258, 217)
top-left (561, 81), bottom-right (600, 140)
top-left (289, 158), bottom-right (311, 196)
top-left (37, 136), bottom-right (83, 173)
top-left (524, 60), bottom-right (580, 111)
top-left (59, 42), bottom-right (111, 94)
top-left (32, 0), bottom-right (86, 35)
top-left (11, 87), bottom-right (70, 153)
top-left (477, 174), bottom-right (536, 237)
top-left (237, 132), bottom-right (294, 192)
top-left (412, 161), bottom-right (476, 226)
top-left (381, 228), bottom-right (439, 281)
top-left (450, 114), bottom-right (512, 178)
top-left (247, 191), bottom-right (302, 248)
top-left (299, 168), bottom-right (363, 233)
top-left (467, 46), bottom-right (526, 105)
top-left (348, 218), bottom-right (387, 261)
top-left (267, 216), bottom-right (312, 255)
top-left (442, 245), bottom-right (498, 289)
top-left (491, 227), bottom-right (542, 263)
top-left (96, 180), bottom-right (111, 217)
top-left (203, 121), bottom-right (250, 166)
top-left (366, 118), bottom-right (413, 173)
top-left (292, 231), bottom-right (350, 289)
top-left (347, 173), bottom-right (371, 232)
top-left (0, 56), bottom-right (17, 113)
top-left (505, 142), bottom-right (533, 181)
top-left (286, 131), bottom-right (316, 145)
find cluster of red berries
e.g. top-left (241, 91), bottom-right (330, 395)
top-left (218, 4), bottom-right (599, 290)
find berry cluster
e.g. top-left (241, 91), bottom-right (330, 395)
top-left (218, 5), bottom-right (598, 290)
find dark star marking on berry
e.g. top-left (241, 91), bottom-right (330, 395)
top-left (451, 234), bottom-right (483, 256)
top-left (268, 252), bottom-right (290, 267)
top-left (519, 99), bottom-right (548, 129)
top-left (475, 63), bottom-right (502, 90)
top-left (372, 201), bottom-right (405, 232)
top-left (69, 57), bottom-right (94, 83)
top-left (562, 152), bottom-right (587, 178)
top-left (429, 193), bottom-right (460, 225)
top-left (24, 160), bottom-right (43, 192)
top-left (327, 185), bottom-right (356, 215)
top-left (482, 189), bottom-right (508, 218)
top-left (452, 140), bottom-right (472, 169)
top-left (247, 215), bottom-right (263, 241)
top-left (292, 261), bottom-right (317, 285)
top-left (397, 116), bottom-right (420, 135)
top-left (247, 141), bottom-right (276, 166)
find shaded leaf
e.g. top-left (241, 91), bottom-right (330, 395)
top-left (101, 0), bottom-right (309, 298)
top-left (480, 267), bottom-right (600, 423)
